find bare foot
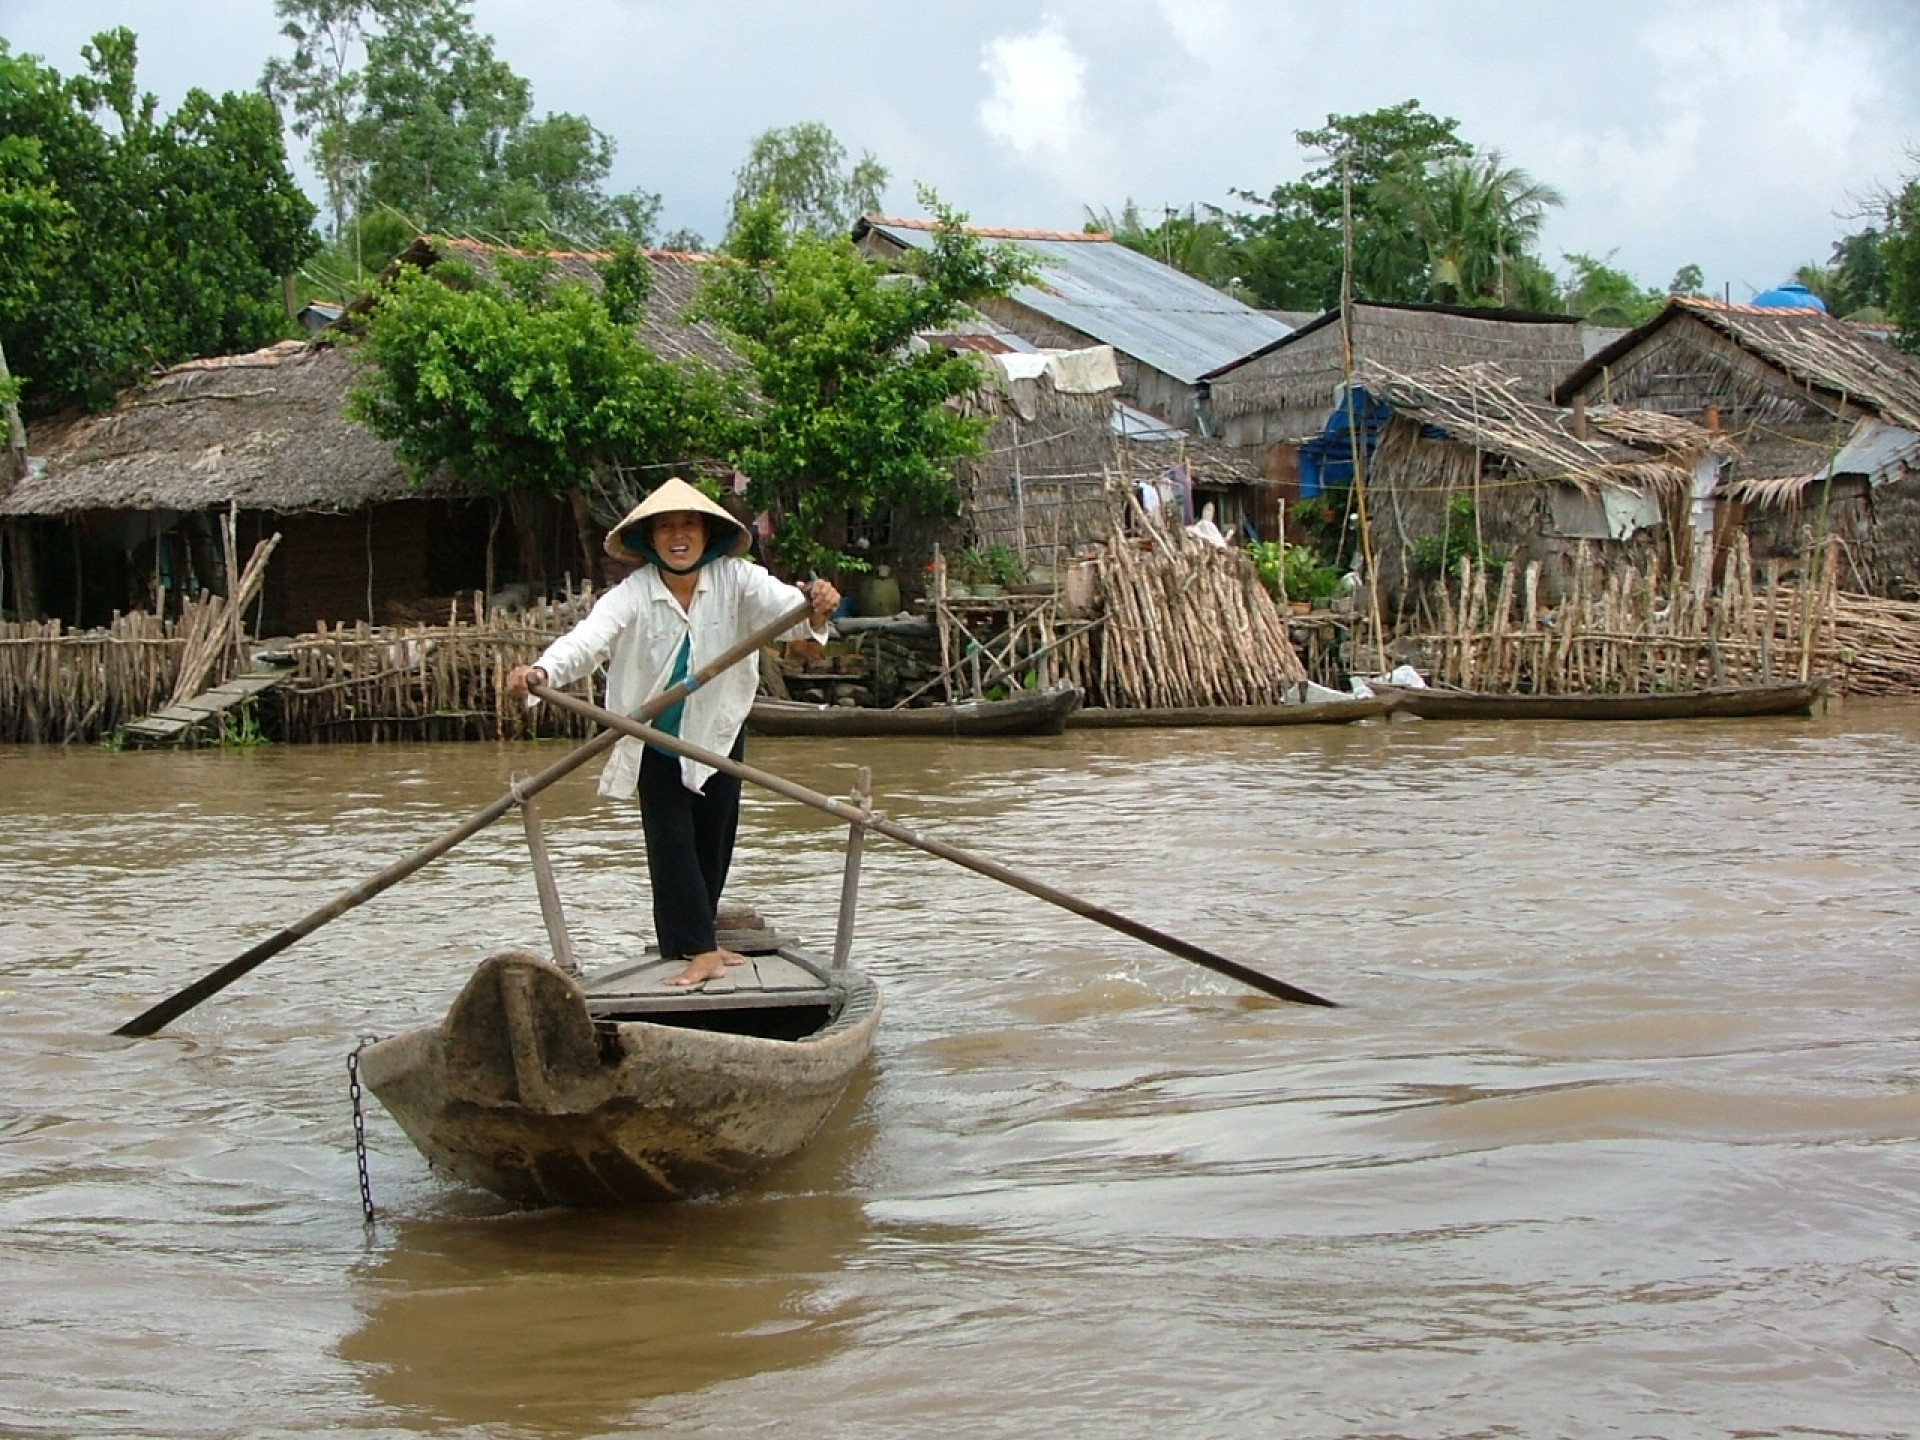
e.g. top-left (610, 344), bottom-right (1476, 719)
top-left (664, 948), bottom-right (748, 986)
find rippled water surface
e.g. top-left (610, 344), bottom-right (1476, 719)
top-left (3, 701), bottom-right (1918, 1438)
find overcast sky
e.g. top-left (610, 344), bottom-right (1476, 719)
top-left (6, 0), bottom-right (1918, 302)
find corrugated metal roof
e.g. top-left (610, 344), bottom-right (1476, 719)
top-left (1818, 419), bottom-right (1920, 487)
top-left (860, 218), bottom-right (1291, 386)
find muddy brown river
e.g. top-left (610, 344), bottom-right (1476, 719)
top-left (3, 702), bottom-right (1917, 1437)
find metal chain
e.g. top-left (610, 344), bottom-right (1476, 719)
top-left (347, 1035), bottom-right (379, 1228)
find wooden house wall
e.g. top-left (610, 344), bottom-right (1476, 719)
top-left (239, 499), bottom-right (497, 633)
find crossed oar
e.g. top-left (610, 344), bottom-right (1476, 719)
top-left (115, 601), bottom-right (1333, 1038)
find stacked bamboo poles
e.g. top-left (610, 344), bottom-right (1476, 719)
top-left (1092, 524), bottom-right (1307, 709)
top-left (166, 533), bottom-right (282, 705)
top-left (1395, 535), bottom-right (1877, 693)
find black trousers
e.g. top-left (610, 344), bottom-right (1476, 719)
top-left (636, 733), bottom-right (745, 958)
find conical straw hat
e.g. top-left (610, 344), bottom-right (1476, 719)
top-left (605, 476), bottom-right (751, 565)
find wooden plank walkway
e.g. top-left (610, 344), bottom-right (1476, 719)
top-left (122, 668), bottom-right (290, 747)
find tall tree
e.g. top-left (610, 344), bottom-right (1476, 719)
top-left (1396, 151), bottom-right (1562, 307)
top-left (260, 0), bottom-right (369, 240)
top-left (1224, 100), bottom-right (1471, 310)
top-left (348, 246), bottom-right (741, 583)
top-left (1884, 173), bottom-right (1920, 352)
top-left (1824, 228), bottom-right (1890, 318)
top-left (728, 122), bottom-right (887, 240)
top-left (693, 191), bottom-right (1032, 575)
top-left (0, 31), bottom-right (317, 413)
top-left (264, 0), bottom-right (661, 252)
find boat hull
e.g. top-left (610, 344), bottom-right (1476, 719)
top-left (360, 948), bottom-right (880, 1207)
top-left (1066, 697), bottom-right (1391, 728)
top-left (749, 684), bottom-right (1080, 737)
top-left (1369, 680), bottom-right (1826, 721)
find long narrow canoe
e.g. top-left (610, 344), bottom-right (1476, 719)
top-left (1367, 679), bottom-right (1827, 722)
top-left (358, 914), bottom-right (879, 1208)
top-left (1066, 696), bottom-right (1393, 728)
top-left (749, 683), bottom-right (1080, 738)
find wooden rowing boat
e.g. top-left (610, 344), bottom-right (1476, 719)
top-left (1366, 679), bottom-right (1827, 722)
top-left (748, 683), bottom-right (1081, 738)
top-left (357, 910), bottom-right (880, 1208)
top-left (1066, 696), bottom-right (1392, 729)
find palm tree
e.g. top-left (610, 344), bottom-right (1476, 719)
top-left (1397, 151), bottom-right (1563, 306)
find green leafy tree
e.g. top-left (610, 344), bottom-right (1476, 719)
top-left (727, 122), bottom-right (888, 240)
top-left (1561, 252), bottom-right (1664, 326)
top-left (1824, 228), bottom-right (1890, 318)
top-left (347, 253), bottom-right (737, 508)
top-left (0, 31), bottom-right (317, 413)
top-left (1885, 173), bottom-right (1920, 351)
top-left (1396, 152), bottom-right (1562, 306)
top-left (1668, 263), bottom-right (1706, 297)
top-left (265, 0), bottom-right (660, 251)
top-left (693, 191), bottom-right (1033, 575)
top-left (260, 0), bottom-right (369, 241)
top-left (1224, 100), bottom-right (1471, 310)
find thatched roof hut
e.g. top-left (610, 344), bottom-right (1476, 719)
top-left (1355, 360), bottom-right (1723, 605)
top-left (1, 339), bottom-right (527, 632)
top-left (1555, 297), bottom-right (1920, 597)
top-left (1203, 301), bottom-right (1590, 450)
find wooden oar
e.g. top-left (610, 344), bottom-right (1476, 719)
top-left (531, 683), bottom-right (1338, 1007)
top-left (113, 598), bottom-right (816, 1038)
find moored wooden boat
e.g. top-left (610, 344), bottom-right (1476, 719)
top-left (1367, 678), bottom-right (1827, 722)
top-left (358, 912), bottom-right (880, 1207)
top-left (1066, 695), bottom-right (1392, 729)
top-left (749, 683), bottom-right (1080, 738)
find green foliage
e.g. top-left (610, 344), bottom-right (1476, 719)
top-left (264, 0), bottom-right (660, 246)
top-left (1888, 175), bottom-right (1920, 352)
top-left (1224, 100), bottom-right (1472, 310)
top-left (729, 122), bottom-right (888, 240)
top-left (218, 699), bottom-right (270, 747)
top-left (1394, 151), bottom-right (1562, 307)
top-left (1411, 493), bottom-right (1502, 581)
top-left (1825, 227), bottom-right (1890, 318)
top-left (954, 543), bottom-right (1024, 588)
top-left (1562, 251), bottom-right (1665, 326)
top-left (1086, 200), bottom-right (1241, 292)
top-left (692, 189), bottom-right (1035, 576)
top-left (1245, 539), bottom-right (1284, 595)
top-left (1668, 263), bottom-right (1706, 298)
top-left (347, 258), bottom-right (739, 501)
top-left (0, 31), bottom-right (318, 413)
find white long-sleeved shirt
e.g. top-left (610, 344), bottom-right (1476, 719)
top-left (534, 561), bottom-right (825, 796)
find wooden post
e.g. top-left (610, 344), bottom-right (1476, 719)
top-left (831, 767), bottom-right (872, 970)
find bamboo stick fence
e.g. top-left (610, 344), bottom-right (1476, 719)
top-left (1379, 535), bottom-right (1884, 693)
top-left (273, 586), bottom-right (598, 743)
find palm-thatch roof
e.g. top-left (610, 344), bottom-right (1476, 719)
top-left (2, 340), bottom-right (460, 517)
top-left (1554, 297), bottom-right (1920, 495)
top-left (1360, 361), bottom-right (1716, 497)
top-left (1556, 297), bottom-right (1920, 430)
top-left (5, 234), bottom-right (744, 520)
top-left (1204, 301), bottom-right (1589, 445)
